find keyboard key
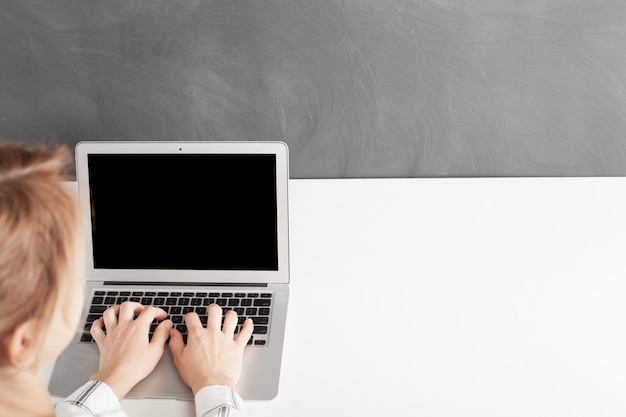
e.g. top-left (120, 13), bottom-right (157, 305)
top-left (89, 305), bottom-right (107, 314)
top-left (253, 299), bottom-right (271, 307)
top-left (253, 326), bottom-right (268, 335)
top-left (254, 317), bottom-right (269, 325)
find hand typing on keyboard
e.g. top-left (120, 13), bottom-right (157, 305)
top-left (169, 304), bottom-right (254, 394)
top-left (89, 302), bottom-right (173, 399)
top-left (87, 301), bottom-right (253, 399)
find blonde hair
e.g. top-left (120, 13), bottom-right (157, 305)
top-left (0, 141), bottom-right (80, 363)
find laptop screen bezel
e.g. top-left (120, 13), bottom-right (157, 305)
top-left (75, 141), bottom-right (290, 285)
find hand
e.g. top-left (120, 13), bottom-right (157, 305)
top-left (169, 304), bottom-right (254, 394)
top-left (89, 302), bottom-right (173, 399)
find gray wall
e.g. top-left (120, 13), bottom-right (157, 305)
top-left (2, 1), bottom-right (626, 178)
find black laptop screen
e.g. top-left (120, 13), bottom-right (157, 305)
top-left (88, 153), bottom-right (278, 271)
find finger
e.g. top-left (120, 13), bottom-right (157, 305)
top-left (222, 310), bottom-right (238, 335)
top-left (206, 304), bottom-right (223, 332)
top-left (117, 301), bottom-right (144, 321)
top-left (150, 319), bottom-right (173, 347)
top-left (102, 305), bottom-right (120, 330)
top-left (90, 317), bottom-right (106, 344)
top-left (168, 328), bottom-right (185, 358)
top-left (135, 305), bottom-right (168, 326)
top-left (235, 318), bottom-right (254, 348)
top-left (184, 312), bottom-right (203, 337)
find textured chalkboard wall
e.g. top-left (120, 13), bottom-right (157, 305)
top-left (2, 1), bottom-right (626, 178)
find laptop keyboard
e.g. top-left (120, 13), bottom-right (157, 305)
top-left (80, 290), bottom-right (272, 346)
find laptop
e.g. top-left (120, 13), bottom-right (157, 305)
top-left (49, 141), bottom-right (290, 400)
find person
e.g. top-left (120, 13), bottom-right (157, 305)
top-left (0, 141), bottom-right (254, 417)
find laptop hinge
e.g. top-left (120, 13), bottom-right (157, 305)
top-left (102, 282), bottom-right (268, 288)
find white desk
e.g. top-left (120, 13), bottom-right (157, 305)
top-left (45, 178), bottom-right (626, 416)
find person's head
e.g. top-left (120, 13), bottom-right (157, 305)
top-left (0, 141), bottom-right (84, 373)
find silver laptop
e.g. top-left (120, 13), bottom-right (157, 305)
top-left (49, 141), bottom-right (290, 400)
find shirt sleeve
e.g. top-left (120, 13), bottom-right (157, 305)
top-left (54, 381), bottom-right (129, 417)
top-left (54, 382), bottom-right (247, 417)
top-left (194, 385), bottom-right (248, 417)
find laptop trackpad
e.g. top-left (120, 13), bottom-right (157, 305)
top-left (126, 350), bottom-right (193, 400)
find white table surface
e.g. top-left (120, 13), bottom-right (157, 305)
top-left (44, 178), bottom-right (626, 416)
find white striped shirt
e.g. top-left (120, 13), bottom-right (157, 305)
top-left (54, 381), bottom-right (247, 417)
